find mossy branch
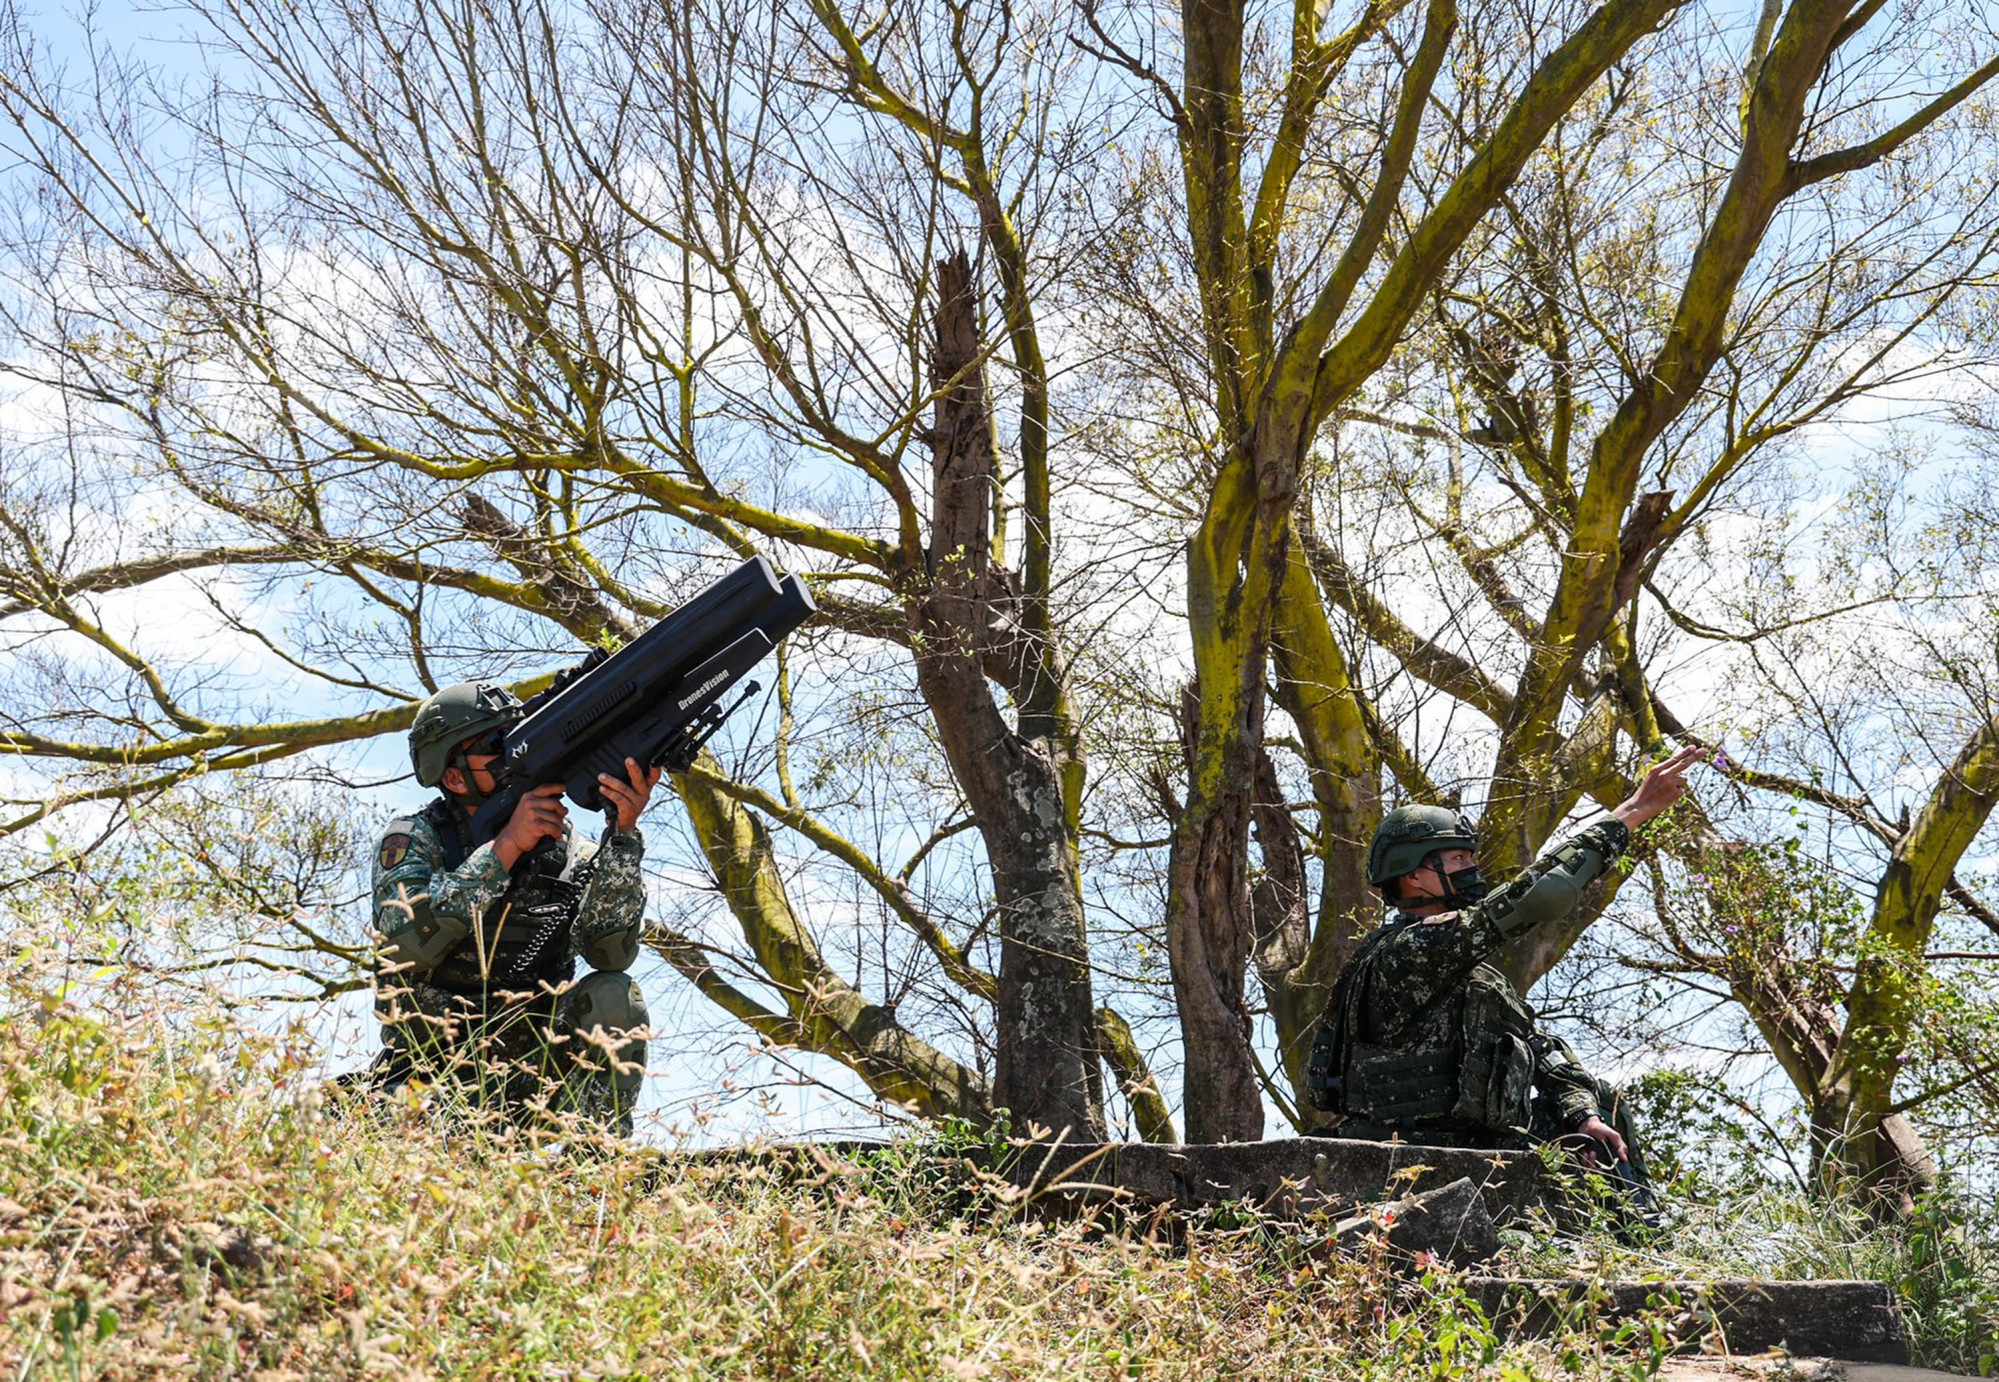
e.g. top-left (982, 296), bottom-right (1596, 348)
top-left (1094, 1006), bottom-right (1176, 1144)
top-left (677, 759), bottom-right (998, 1002)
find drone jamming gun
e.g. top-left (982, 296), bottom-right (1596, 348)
top-left (468, 556), bottom-right (815, 847)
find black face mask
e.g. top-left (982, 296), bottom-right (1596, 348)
top-left (447, 735), bottom-right (511, 807)
top-left (1399, 856), bottom-right (1487, 910)
top-left (1441, 863), bottom-right (1489, 905)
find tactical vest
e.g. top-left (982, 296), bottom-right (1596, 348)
top-left (1306, 917), bottom-right (1537, 1135)
top-left (420, 798), bottom-right (585, 995)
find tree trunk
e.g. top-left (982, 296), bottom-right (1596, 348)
top-left (1265, 541), bottom-right (1381, 1106)
top-left (1161, 0), bottom-right (1272, 1145)
top-left (1169, 673), bottom-right (1267, 1143)
top-left (911, 251), bottom-right (1105, 1140)
top-left (1810, 1093), bottom-right (1940, 1217)
top-left (1249, 742), bottom-right (1313, 1106)
top-left (1688, 835), bottom-right (1946, 1217)
top-left (1813, 708), bottom-right (1999, 1209)
top-left (976, 737), bottom-right (1105, 1138)
top-left (1494, 687), bottom-right (1626, 988)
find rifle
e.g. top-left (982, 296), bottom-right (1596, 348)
top-left (469, 556), bottom-right (815, 847)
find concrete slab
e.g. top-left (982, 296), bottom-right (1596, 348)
top-left (1006, 1135), bottom-right (1556, 1226)
top-left (1328, 1176), bottom-right (1500, 1267)
top-left (1462, 1278), bottom-right (1908, 1364)
top-left (1658, 1358), bottom-right (1972, 1381)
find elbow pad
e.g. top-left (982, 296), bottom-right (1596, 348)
top-left (573, 830), bottom-right (646, 972)
top-left (1482, 819), bottom-right (1630, 938)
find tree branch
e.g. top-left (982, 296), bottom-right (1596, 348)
top-left (1786, 53), bottom-right (1999, 192)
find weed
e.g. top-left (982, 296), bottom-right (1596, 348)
top-left (3, 950), bottom-right (1989, 1378)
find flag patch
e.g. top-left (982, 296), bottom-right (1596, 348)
top-left (378, 833), bottom-right (413, 870)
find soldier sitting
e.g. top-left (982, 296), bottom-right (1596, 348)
top-left (369, 680), bottom-right (661, 1136)
top-left (1307, 747), bottom-right (1703, 1201)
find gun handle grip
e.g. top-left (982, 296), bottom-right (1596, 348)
top-left (469, 787), bottom-right (520, 848)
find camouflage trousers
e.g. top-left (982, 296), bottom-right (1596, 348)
top-left (374, 968), bottom-right (649, 1137)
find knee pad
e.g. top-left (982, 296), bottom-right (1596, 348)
top-left (560, 971), bottom-right (649, 1102)
top-left (562, 970), bottom-right (649, 1034)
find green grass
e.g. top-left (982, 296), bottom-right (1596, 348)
top-left (1640, 1185), bottom-right (1999, 1374)
top-left (0, 982), bottom-right (1990, 1379)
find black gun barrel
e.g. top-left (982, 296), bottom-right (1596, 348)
top-left (469, 556), bottom-right (814, 847)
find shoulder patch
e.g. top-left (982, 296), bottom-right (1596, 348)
top-left (379, 833), bottom-right (414, 870)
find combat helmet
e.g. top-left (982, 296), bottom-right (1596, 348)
top-left (408, 681), bottom-right (523, 787)
top-left (1366, 804), bottom-right (1479, 890)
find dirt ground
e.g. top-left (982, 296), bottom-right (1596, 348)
top-left (1657, 1358), bottom-right (1979, 1382)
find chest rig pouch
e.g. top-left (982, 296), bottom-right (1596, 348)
top-left (1307, 918), bottom-right (1410, 1113)
top-left (1344, 1043), bottom-right (1457, 1121)
top-left (422, 799), bottom-right (587, 995)
top-left (1449, 964), bottom-right (1535, 1131)
top-left (1313, 919), bottom-right (1535, 1133)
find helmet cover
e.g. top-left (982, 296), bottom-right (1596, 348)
top-left (407, 681), bottom-right (523, 787)
top-left (1366, 804), bottom-right (1479, 889)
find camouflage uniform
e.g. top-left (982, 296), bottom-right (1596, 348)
top-left (1308, 816), bottom-right (1650, 1179)
top-left (371, 796), bottom-right (650, 1135)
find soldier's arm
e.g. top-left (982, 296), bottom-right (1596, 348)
top-left (571, 825), bottom-right (646, 972)
top-left (1368, 817), bottom-right (1635, 1033)
top-left (1530, 1031), bottom-right (1603, 1130)
top-left (1476, 816), bottom-right (1633, 937)
top-left (372, 821), bottom-right (513, 974)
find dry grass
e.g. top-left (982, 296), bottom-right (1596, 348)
top-left (0, 984), bottom-right (1708, 1381)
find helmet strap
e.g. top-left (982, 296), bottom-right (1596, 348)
top-left (1397, 852), bottom-right (1490, 910)
top-left (444, 746), bottom-right (500, 810)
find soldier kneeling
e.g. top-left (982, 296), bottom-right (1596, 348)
top-left (1308, 747), bottom-right (1705, 1222)
top-left (369, 681), bottom-right (659, 1137)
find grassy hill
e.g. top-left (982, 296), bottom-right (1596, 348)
top-left (2, 988), bottom-right (1993, 1380)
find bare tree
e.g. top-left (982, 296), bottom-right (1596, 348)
top-left (0, 0), bottom-right (1182, 1138)
top-left (1230, 0), bottom-right (1998, 1198)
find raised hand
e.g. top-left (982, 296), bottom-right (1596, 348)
top-left (1611, 744), bottom-right (1705, 830)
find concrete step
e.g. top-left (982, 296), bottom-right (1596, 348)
top-left (1462, 1276), bottom-right (1908, 1364)
top-left (1006, 1134), bottom-right (1555, 1223)
top-left (1662, 1357), bottom-right (1970, 1381)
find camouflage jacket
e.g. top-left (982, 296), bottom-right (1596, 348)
top-left (1314, 816), bottom-right (1632, 1136)
top-left (370, 797), bottom-right (647, 993)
